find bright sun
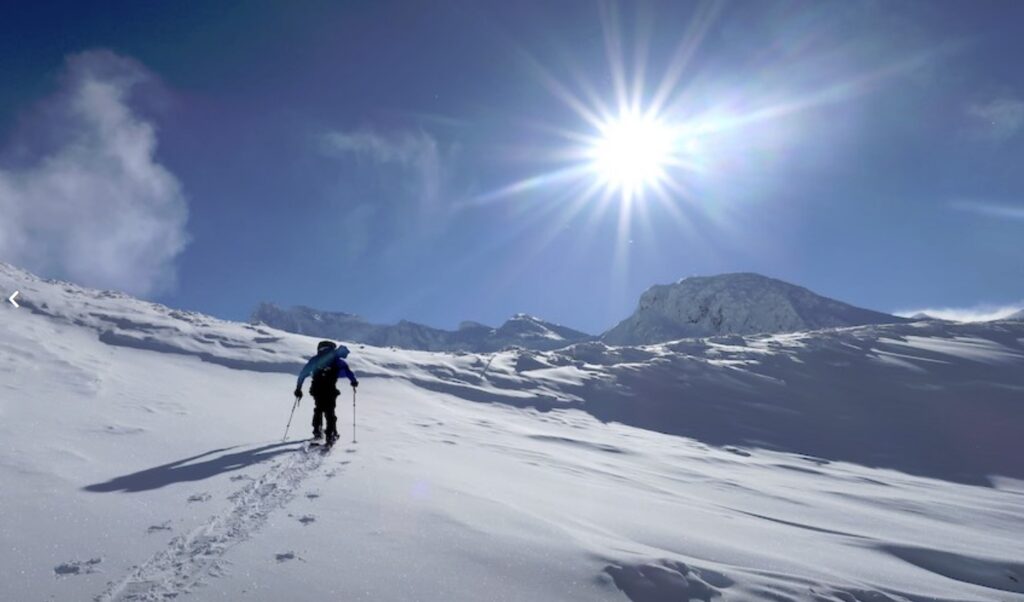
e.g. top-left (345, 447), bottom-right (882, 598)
top-left (589, 112), bottom-right (675, 199)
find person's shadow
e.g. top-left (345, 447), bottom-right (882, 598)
top-left (83, 441), bottom-right (301, 493)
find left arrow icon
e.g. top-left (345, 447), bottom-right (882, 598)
top-left (8, 291), bottom-right (19, 308)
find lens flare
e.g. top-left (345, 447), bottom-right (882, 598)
top-left (459, 1), bottom-right (948, 312)
top-left (589, 112), bottom-right (675, 200)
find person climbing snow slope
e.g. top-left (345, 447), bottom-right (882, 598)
top-left (294, 340), bottom-right (358, 445)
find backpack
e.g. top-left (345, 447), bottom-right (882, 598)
top-left (310, 355), bottom-right (340, 395)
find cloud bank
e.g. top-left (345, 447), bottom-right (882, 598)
top-left (0, 50), bottom-right (189, 296)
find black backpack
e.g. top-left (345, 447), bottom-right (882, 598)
top-left (310, 355), bottom-right (340, 395)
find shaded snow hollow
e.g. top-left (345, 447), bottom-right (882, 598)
top-left (1, 262), bottom-right (1022, 602)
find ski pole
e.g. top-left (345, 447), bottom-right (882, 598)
top-left (283, 395), bottom-right (301, 441)
top-left (352, 387), bottom-right (357, 444)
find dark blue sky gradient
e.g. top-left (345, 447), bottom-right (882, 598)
top-left (2, 1), bottom-right (1022, 332)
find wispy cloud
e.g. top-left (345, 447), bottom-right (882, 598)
top-left (319, 127), bottom-right (456, 259)
top-left (896, 302), bottom-right (1024, 323)
top-left (0, 50), bottom-right (189, 296)
top-left (966, 97), bottom-right (1024, 141)
top-left (322, 128), bottom-right (443, 205)
top-left (949, 199), bottom-right (1024, 221)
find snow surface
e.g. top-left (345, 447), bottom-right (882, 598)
top-left (1, 262), bottom-right (1023, 601)
top-left (604, 273), bottom-right (908, 345)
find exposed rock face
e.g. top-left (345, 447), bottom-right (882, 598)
top-left (602, 273), bottom-right (907, 345)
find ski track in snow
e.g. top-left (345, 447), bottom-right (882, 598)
top-left (95, 442), bottom-right (333, 601)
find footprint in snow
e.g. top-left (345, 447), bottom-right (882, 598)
top-left (99, 424), bottom-right (146, 435)
top-left (54, 558), bottom-right (102, 577)
top-left (187, 492), bottom-right (212, 503)
top-left (146, 521), bottom-right (172, 534)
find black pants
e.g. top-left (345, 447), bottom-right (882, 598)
top-left (312, 390), bottom-right (339, 438)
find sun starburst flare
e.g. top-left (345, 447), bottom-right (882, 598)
top-left (588, 112), bottom-right (676, 201)
top-left (461, 0), bottom-right (939, 304)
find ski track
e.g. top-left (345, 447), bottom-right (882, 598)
top-left (95, 442), bottom-right (330, 602)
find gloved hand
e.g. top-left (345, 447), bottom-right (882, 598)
top-left (351, 380), bottom-right (359, 389)
top-left (293, 388), bottom-right (303, 399)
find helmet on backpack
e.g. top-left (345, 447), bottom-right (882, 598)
top-left (317, 340), bottom-right (337, 353)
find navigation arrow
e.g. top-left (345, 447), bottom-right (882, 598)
top-left (8, 291), bottom-right (19, 308)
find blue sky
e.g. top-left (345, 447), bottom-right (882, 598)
top-left (1, 1), bottom-right (1022, 333)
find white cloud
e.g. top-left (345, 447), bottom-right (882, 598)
top-left (949, 199), bottom-right (1024, 221)
top-left (896, 302), bottom-right (1024, 323)
top-left (0, 50), bottom-right (188, 296)
top-left (967, 97), bottom-right (1024, 141)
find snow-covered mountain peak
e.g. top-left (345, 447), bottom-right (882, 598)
top-left (495, 313), bottom-right (592, 345)
top-left (250, 304), bottom-right (593, 352)
top-left (252, 302), bottom-right (365, 324)
top-left (457, 320), bottom-right (491, 331)
top-left (603, 272), bottom-right (907, 345)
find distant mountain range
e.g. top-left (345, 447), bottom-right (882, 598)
top-left (253, 273), bottom-right (910, 351)
top-left (250, 303), bottom-right (593, 352)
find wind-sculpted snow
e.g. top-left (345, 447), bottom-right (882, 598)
top-left (2, 262), bottom-right (1022, 484)
top-left (2, 262), bottom-right (1023, 601)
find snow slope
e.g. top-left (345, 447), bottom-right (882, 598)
top-left (252, 303), bottom-right (593, 352)
top-left (1, 262), bottom-right (1023, 601)
top-left (604, 273), bottom-right (908, 345)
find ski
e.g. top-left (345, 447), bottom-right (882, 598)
top-left (308, 436), bottom-right (337, 451)
top-left (321, 434), bottom-right (340, 452)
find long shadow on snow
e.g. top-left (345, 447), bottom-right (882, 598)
top-left (83, 442), bottom-right (300, 493)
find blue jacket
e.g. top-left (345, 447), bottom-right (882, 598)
top-left (296, 347), bottom-right (358, 390)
